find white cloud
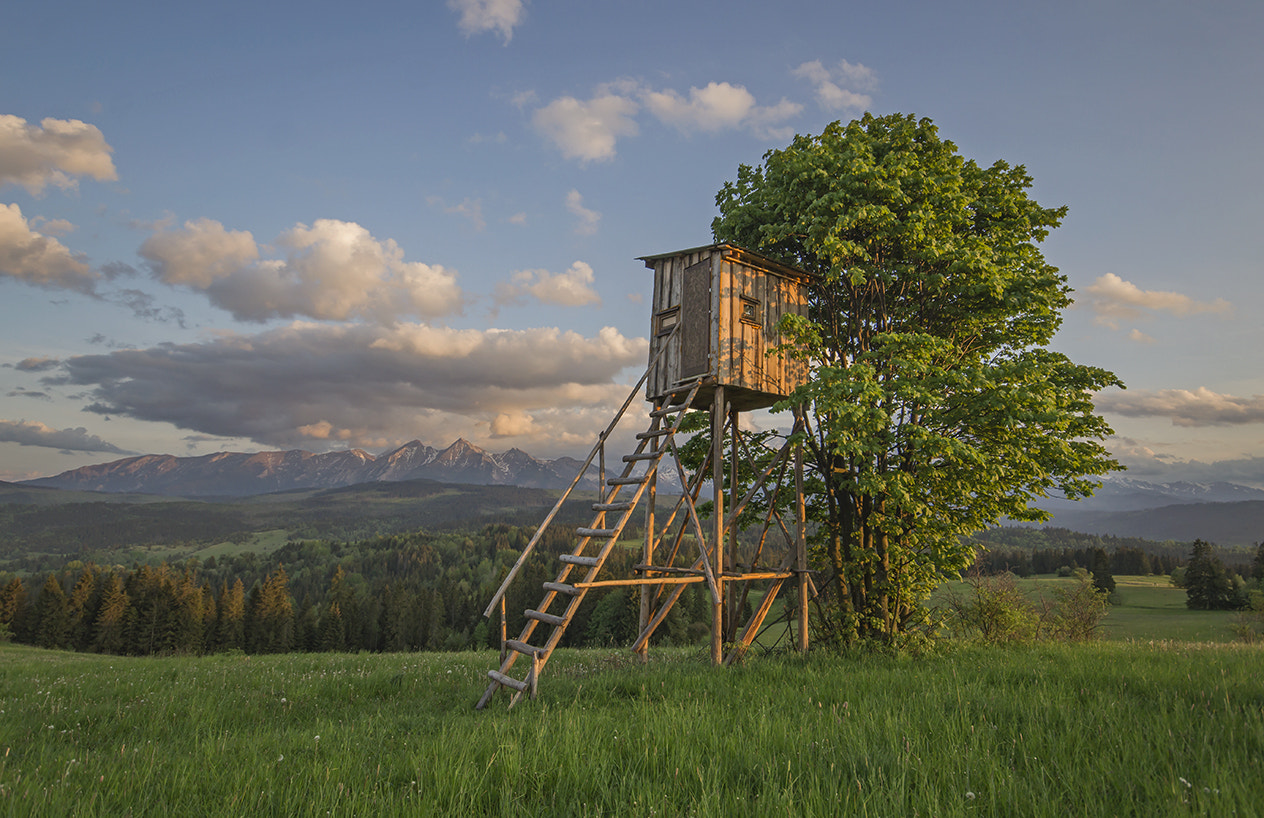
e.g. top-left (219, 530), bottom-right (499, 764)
top-left (793, 59), bottom-right (877, 112)
top-left (1082, 273), bottom-right (1231, 329)
top-left (495, 261), bottom-right (601, 307)
top-left (0, 419), bottom-right (132, 454)
top-left (1096, 386), bottom-right (1264, 427)
top-left (140, 218), bottom-right (464, 323)
top-left (1128, 328), bottom-right (1156, 344)
top-left (0, 114), bottom-right (117, 194)
top-left (565, 189), bottom-right (600, 235)
top-left (0, 203), bottom-right (97, 292)
top-left (448, 0), bottom-right (525, 43)
top-left (643, 82), bottom-right (802, 138)
top-left (532, 93), bottom-right (640, 163)
top-left (46, 321), bottom-right (647, 454)
top-left (532, 79), bottom-right (804, 162)
top-left (138, 217), bottom-right (258, 288)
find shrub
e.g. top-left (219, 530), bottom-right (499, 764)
top-left (945, 572), bottom-right (1038, 644)
top-left (1040, 577), bottom-right (1109, 642)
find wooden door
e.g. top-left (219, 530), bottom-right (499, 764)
top-left (679, 259), bottom-right (712, 379)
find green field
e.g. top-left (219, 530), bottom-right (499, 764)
top-left (933, 575), bottom-right (1240, 643)
top-left (2, 640), bottom-right (1261, 816)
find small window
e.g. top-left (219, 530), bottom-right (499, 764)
top-left (656, 307), bottom-right (680, 335)
top-left (740, 297), bottom-right (761, 325)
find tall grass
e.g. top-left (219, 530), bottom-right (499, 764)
top-left (1, 641), bottom-right (1260, 816)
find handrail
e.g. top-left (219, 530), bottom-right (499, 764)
top-left (482, 327), bottom-right (679, 618)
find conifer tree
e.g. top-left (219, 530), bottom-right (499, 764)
top-left (92, 572), bottom-right (131, 654)
top-left (216, 578), bottom-right (246, 651)
top-left (33, 573), bottom-right (73, 649)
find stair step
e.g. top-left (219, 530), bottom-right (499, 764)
top-left (559, 554), bottom-right (600, 567)
top-left (607, 476), bottom-right (646, 485)
top-left (543, 581), bottom-right (582, 596)
top-left (577, 527), bottom-right (618, 538)
top-left (487, 669), bottom-right (529, 693)
top-left (592, 501), bottom-right (634, 512)
top-left (525, 609), bottom-right (567, 627)
top-left (506, 639), bottom-right (544, 656)
top-left (622, 453), bottom-right (658, 462)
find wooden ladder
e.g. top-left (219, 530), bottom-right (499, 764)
top-left (476, 380), bottom-right (702, 709)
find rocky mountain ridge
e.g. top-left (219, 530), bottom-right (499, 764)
top-left (20, 439), bottom-right (604, 497)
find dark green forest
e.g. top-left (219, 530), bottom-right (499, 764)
top-left (3, 478), bottom-right (1259, 658)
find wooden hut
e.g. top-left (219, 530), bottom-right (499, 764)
top-left (640, 243), bottom-right (812, 411)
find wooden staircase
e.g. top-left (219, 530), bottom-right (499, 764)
top-left (475, 380), bottom-right (702, 709)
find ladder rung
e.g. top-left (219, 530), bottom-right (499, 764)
top-left (525, 609), bottom-right (566, 627)
top-left (543, 581), bottom-right (582, 596)
top-left (506, 639), bottom-right (544, 656)
top-left (592, 501), bottom-right (634, 512)
top-left (559, 554), bottom-right (600, 567)
top-left (607, 476), bottom-right (646, 485)
top-left (622, 453), bottom-right (658, 462)
top-left (487, 669), bottom-right (529, 692)
top-left (650, 406), bottom-right (683, 418)
top-left (577, 527), bottom-right (618, 538)
top-left (636, 429), bottom-right (672, 439)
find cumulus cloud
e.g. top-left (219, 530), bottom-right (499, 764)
top-left (1096, 387), bottom-right (1264, 427)
top-left (449, 0), bottom-right (525, 43)
top-left (532, 80), bottom-right (803, 162)
top-left (1082, 273), bottom-right (1231, 329)
top-left (0, 203), bottom-right (97, 293)
top-left (565, 189), bottom-right (600, 235)
top-left (494, 261), bottom-right (601, 307)
top-left (643, 82), bottom-right (801, 138)
top-left (0, 419), bottom-right (132, 454)
top-left (0, 114), bottom-right (117, 194)
top-left (139, 218), bottom-right (463, 323)
top-left (42, 322), bottom-right (646, 453)
top-left (532, 93), bottom-right (640, 163)
top-left (792, 59), bottom-right (877, 112)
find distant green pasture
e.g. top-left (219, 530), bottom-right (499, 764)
top-left (935, 574), bottom-right (1239, 643)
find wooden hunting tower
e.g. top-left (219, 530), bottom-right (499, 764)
top-left (641, 243), bottom-right (812, 411)
top-left (477, 243), bottom-right (814, 710)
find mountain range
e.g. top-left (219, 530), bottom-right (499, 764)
top-left (20, 439), bottom-right (599, 497)
top-left (19, 449), bottom-right (1264, 546)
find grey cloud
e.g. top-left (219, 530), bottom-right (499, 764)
top-left (49, 322), bottom-right (648, 453)
top-left (0, 419), bottom-right (133, 454)
top-left (1096, 387), bottom-right (1264, 427)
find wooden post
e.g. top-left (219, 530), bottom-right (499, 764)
top-left (637, 417), bottom-right (658, 664)
top-left (795, 407), bottom-right (809, 653)
top-left (727, 404), bottom-right (739, 642)
top-left (499, 596), bottom-right (507, 663)
top-left (711, 385), bottom-right (725, 666)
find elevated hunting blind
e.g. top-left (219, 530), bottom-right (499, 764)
top-left (478, 243), bottom-right (814, 710)
top-left (641, 243), bottom-right (812, 411)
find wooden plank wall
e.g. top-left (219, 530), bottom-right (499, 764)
top-left (646, 245), bottom-right (809, 404)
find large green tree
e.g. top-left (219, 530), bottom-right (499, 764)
top-left (712, 113), bottom-right (1121, 645)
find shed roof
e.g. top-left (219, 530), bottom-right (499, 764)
top-left (637, 243), bottom-right (815, 283)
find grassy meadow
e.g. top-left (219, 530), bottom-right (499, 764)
top-left (2, 637), bottom-right (1262, 817)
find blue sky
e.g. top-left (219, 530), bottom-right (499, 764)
top-left (3, 0), bottom-right (1263, 486)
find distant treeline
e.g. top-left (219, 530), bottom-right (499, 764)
top-left (0, 523), bottom-right (717, 657)
top-left (966, 526), bottom-right (1257, 577)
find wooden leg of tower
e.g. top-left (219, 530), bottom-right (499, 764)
top-left (637, 458), bottom-right (656, 664)
top-left (795, 407), bottom-right (809, 653)
top-left (727, 404), bottom-right (739, 643)
top-left (711, 386), bottom-right (725, 666)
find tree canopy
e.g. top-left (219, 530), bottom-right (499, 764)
top-left (712, 113), bottom-right (1122, 645)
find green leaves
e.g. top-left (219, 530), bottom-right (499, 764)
top-left (713, 113), bottom-right (1122, 645)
